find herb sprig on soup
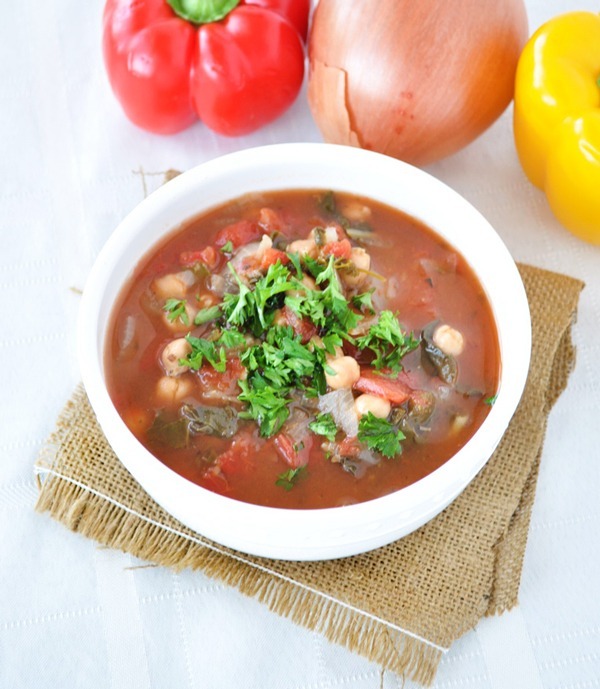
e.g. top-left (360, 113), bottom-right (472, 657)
top-left (107, 190), bottom-right (500, 509)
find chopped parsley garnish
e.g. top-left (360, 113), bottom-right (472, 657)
top-left (308, 412), bottom-right (338, 442)
top-left (218, 328), bottom-right (246, 350)
top-left (184, 334), bottom-right (227, 372)
top-left (357, 412), bottom-right (405, 458)
top-left (220, 240), bottom-right (234, 254)
top-left (275, 466), bottom-right (306, 491)
top-left (253, 262), bottom-right (296, 328)
top-left (163, 298), bottom-right (189, 326)
top-left (484, 393), bottom-right (498, 406)
top-left (285, 255), bottom-right (362, 335)
top-left (352, 288), bottom-right (376, 314)
top-left (171, 220), bottom-right (420, 452)
top-left (237, 376), bottom-right (290, 437)
top-left (355, 310), bottom-right (419, 373)
top-left (182, 328), bottom-right (246, 372)
top-left (238, 327), bottom-right (328, 435)
top-left (222, 261), bottom-right (294, 331)
top-left (287, 251), bottom-right (303, 279)
top-left (194, 304), bottom-right (221, 325)
top-left (221, 264), bottom-right (254, 327)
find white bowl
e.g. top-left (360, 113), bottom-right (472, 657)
top-left (78, 143), bottom-right (531, 561)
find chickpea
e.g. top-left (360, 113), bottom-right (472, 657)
top-left (325, 356), bottom-right (361, 390)
top-left (196, 291), bottom-right (220, 309)
top-left (342, 247), bottom-right (372, 288)
top-left (354, 393), bottom-right (391, 420)
top-left (272, 309), bottom-right (287, 327)
top-left (287, 237), bottom-right (317, 257)
top-left (151, 270), bottom-right (196, 300)
top-left (433, 324), bottom-right (465, 356)
top-left (155, 375), bottom-right (194, 405)
top-left (350, 247), bottom-right (371, 272)
top-left (161, 338), bottom-right (192, 376)
top-left (339, 200), bottom-right (372, 224)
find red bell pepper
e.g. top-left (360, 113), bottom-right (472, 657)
top-left (353, 371), bottom-right (411, 405)
top-left (102, 0), bottom-right (309, 136)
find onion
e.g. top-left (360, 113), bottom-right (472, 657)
top-left (318, 389), bottom-right (359, 437)
top-left (307, 0), bottom-right (528, 166)
top-left (116, 315), bottom-right (137, 361)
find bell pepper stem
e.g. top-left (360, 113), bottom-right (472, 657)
top-left (167, 0), bottom-right (241, 24)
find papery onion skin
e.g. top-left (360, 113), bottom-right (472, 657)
top-left (307, 0), bottom-right (529, 166)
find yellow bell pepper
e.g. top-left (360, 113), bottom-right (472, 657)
top-left (514, 11), bottom-right (600, 244)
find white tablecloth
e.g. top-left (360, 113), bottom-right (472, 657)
top-left (2, 1), bottom-right (599, 687)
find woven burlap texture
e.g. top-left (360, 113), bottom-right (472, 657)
top-left (35, 264), bottom-right (583, 686)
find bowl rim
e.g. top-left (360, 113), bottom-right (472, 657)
top-left (78, 142), bottom-right (531, 560)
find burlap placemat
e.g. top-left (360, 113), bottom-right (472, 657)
top-left (34, 263), bottom-right (583, 685)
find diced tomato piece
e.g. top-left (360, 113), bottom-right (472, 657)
top-left (197, 357), bottom-right (246, 397)
top-left (200, 466), bottom-right (230, 494)
top-left (279, 305), bottom-right (317, 344)
top-left (337, 435), bottom-right (361, 458)
top-left (258, 207), bottom-right (284, 234)
top-left (179, 245), bottom-right (219, 269)
top-left (214, 220), bottom-right (261, 249)
top-left (216, 435), bottom-right (256, 476)
top-left (322, 238), bottom-right (352, 260)
top-left (353, 370), bottom-right (412, 405)
top-left (260, 248), bottom-right (290, 271)
top-left (274, 432), bottom-right (313, 468)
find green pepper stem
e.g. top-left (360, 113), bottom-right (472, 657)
top-left (167, 0), bottom-right (241, 24)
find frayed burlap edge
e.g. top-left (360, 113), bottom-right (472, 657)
top-left (486, 279), bottom-right (579, 616)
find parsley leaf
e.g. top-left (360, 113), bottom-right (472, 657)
top-left (220, 240), bottom-right (234, 254)
top-left (285, 254), bottom-right (362, 335)
top-left (287, 251), bottom-right (304, 279)
top-left (237, 376), bottom-right (290, 437)
top-left (163, 298), bottom-right (189, 326)
top-left (218, 328), bottom-right (247, 350)
top-left (194, 304), bottom-right (221, 325)
top-left (222, 261), bottom-right (294, 332)
top-left (181, 327), bottom-right (248, 372)
top-left (320, 332), bottom-right (344, 356)
top-left (275, 466), bottom-right (306, 491)
top-left (309, 412), bottom-right (338, 442)
top-left (183, 335), bottom-right (227, 372)
top-left (358, 412), bottom-right (405, 458)
top-left (355, 310), bottom-right (419, 373)
top-left (352, 288), bottom-right (376, 314)
top-left (253, 262), bottom-right (295, 328)
top-left (221, 264), bottom-right (253, 327)
top-left (241, 327), bottom-right (325, 399)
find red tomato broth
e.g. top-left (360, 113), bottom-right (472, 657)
top-left (105, 190), bottom-right (500, 509)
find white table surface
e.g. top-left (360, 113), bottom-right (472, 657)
top-left (2, 1), bottom-right (599, 687)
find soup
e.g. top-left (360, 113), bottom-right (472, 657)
top-left (106, 190), bottom-right (500, 509)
